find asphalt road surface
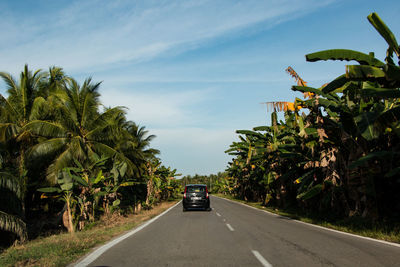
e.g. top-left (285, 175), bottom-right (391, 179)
top-left (83, 196), bottom-right (400, 267)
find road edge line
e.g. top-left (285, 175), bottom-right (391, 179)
top-left (213, 196), bottom-right (400, 248)
top-left (72, 200), bottom-right (182, 266)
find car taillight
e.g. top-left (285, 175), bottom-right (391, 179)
top-left (184, 187), bottom-right (187, 198)
top-left (206, 187), bottom-right (209, 198)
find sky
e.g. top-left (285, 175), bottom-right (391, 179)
top-left (0, 0), bottom-right (399, 176)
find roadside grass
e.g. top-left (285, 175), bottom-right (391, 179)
top-left (214, 193), bottom-right (400, 244)
top-left (0, 200), bottom-right (179, 267)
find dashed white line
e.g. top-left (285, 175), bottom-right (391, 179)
top-left (226, 223), bottom-right (234, 231)
top-left (252, 250), bottom-right (273, 267)
top-left (216, 212), bottom-right (221, 217)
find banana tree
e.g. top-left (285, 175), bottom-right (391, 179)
top-left (293, 12), bottom-right (400, 218)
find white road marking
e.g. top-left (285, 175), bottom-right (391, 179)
top-left (72, 201), bottom-right (182, 267)
top-left (252, 250), bottom-right (273, 267)
top-left (215, 196), bottom-right (400, 248)
top-left (226, 223), bottom-right (234, 231)
top-left (216, 212), bottom-right (221, 217)
top-left (223, 218), bottom-right (226, 222)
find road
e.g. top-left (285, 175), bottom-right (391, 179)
top-left (83, 196), bottom-right (400, 266)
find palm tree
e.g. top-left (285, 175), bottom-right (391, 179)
top-left (0, 65), bottom-right (72, 242)
top-left (0, 65), bottom-right (47, 179)
top-left (25, 78), bottom-right (135, 183)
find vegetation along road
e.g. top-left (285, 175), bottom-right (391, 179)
top-left (75, 196), bottom-right (400, 267)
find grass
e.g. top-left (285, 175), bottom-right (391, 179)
top-left (214, 193), bottom-right (400, 244)
top-left (0, 200), bottom-right (179, 267)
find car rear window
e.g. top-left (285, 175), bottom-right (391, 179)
top-left (186, 186), bottom-right (206, 193)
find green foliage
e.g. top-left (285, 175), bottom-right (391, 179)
top-left (225, 12), bottom-right (400, 222)
top-left (0, 172), bottom-right (26, 242)
top-left (0, 64), bottom-right (168, 245)
top-left (306, 49), bottom-right (385, 67)
top-left (0, 211), bottom-right (27, 242)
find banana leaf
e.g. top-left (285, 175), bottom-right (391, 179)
top-left (112, 199), bottom-right (121, 206)
top-left (37, 187), bottom-right (62, 193)
top-left (93, 170), bottom-right (104, 184)
top-left (349, 150), bottom-right (398, 169)
top-left (361, 87), bottom-right (400, 98)
top-left (70, 174), bottom-right (89, 187)
top-left (354, 111), bottom-right (380, 141)
top-left (60, 182), bottom-right (73, 191)
top-left (297, 184), bottom-right (323, 200)
top-left (316, 98), bottom-right (342, 113)
top-left (367, 12), bottom-right (400, 57)
top-left (294, 169), bottom-right (316, 185)
top-left (384, 64), bottom-right (400, 81)
top-left (322, 75), bottom-right (349, 93)
top-left (346, 65), bottom-right (385, 79)
top-left (278, 144), bottom-right (297, 149)
top-left (334, 81), bottom-right (361, 94)
top-left (236, 130), bottom-right (267, 139)
top-left (253, 126), bottom-right (272, 132)
top-left (306, 49), bottom-right (385, 67)
top-left (376, 106), bottom-right (400, 135)
top-left (305, 127), bottom-right (318, 136)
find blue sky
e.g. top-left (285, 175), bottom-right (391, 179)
top-left (0, 0), bottom-right (399, 176)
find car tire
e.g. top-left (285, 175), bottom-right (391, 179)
top-left (183, 207), bottom-right (187, 212)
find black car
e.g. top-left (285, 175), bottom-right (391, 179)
top-left (182, 184), bottom-right (210, 211)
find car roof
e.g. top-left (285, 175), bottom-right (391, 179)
top-left (185, 184), bottom-right (207, 187)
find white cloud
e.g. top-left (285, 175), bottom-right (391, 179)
top-left (100, 88), bottom-right (211, 127)
top-left (0, 0), bottom-right (334, 74)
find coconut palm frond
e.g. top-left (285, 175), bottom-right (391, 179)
top-left (0, 123), bottom-right (20, 142)
top-left (29, 97), bottom-right (47, 121)
top-left (24, 120), bottom-right (66, 138)
top-left (28, 137), bottom-right (67, 160)
top-left (0, 72), bottom-right (19, 94)
top-left (46, 149), bottom-right (74, 184)
top-left (0, 172), bottom-right (23, 199)
top-left (0, 211), bottom-right (27, 242)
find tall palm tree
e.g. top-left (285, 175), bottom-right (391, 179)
top-left (0, 65), bottom-right (49, 242)
top-left (0, 65), bottom-right (47, 179)
top-left (25, 78), bottom-right (135, 183)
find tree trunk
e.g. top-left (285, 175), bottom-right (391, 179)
top-left (145, 178), bottom-right (153, 205)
